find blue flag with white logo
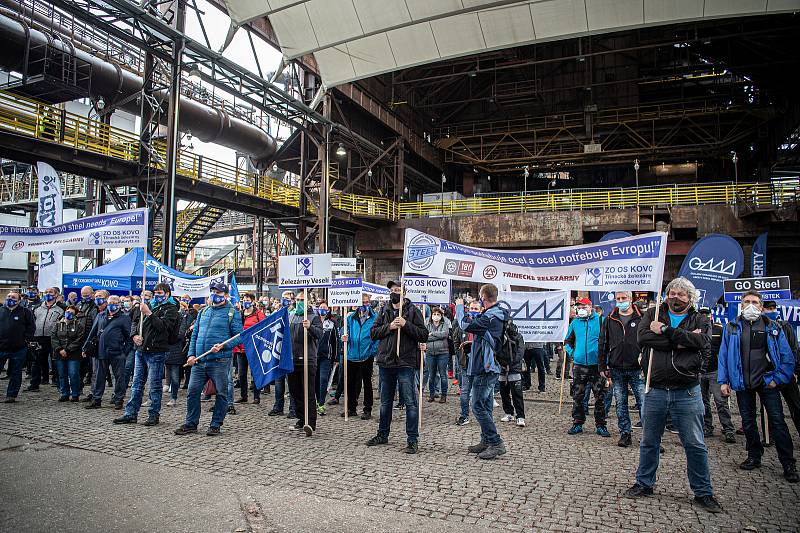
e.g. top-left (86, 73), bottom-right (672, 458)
top-left (677, 234), bottom-right (744, 308)
top-left (751, 232), bottom-right (767, 277)
top-left (240, 307), bottom-right (293, 389)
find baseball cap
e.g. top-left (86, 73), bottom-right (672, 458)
top-left (210, 281), bottom-right (229, 294)
top-left (575, 297), bottom-right (592, 306)
top-left (387, 280), bottom-right (400, 289)
top-left (698, 306), bottom-right (711, 314)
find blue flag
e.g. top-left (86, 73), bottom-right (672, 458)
top-left (240, 307), bottom-right (293, 389)
top-left (751, 232), bottom-right (767, 277)
top-left (677, 234), bottom-right (744, 308)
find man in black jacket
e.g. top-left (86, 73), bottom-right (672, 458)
top-left (697, 307), bottom-right (736, 443)
top-left (763, 300), bottom-right (800, 437)
top-left (624, 277), bottom-right (721, 514)
top-left (0, 290), bottom-right (35, 402)
top-left (82, 295), bottom-right (131, 410)
top-left (114, 283), bottom-right (179, 427)
top-left (599, 291), bottom-right (644, 448)
top-left (287, 290), bottom-right (323, 435)
top-left (366, 280), bottom-right (428, 454)
top-left (77, 286), bottom-right (98, 394)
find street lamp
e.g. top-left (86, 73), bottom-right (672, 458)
top-left (523, 166), bottom-right (529, 196)
top-left (731, 151), bottom-right (738, 186)
top-left (633, 159), bottom-right (640, 189)
top-left (335, 143), bottom-right (346, 158)
top-left (441, 173), bottom-right (446, 214)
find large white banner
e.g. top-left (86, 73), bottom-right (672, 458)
top-left (278, 253), bottom-right (332, 288)
top-left (402, 229), bottom-right (667, 292)
top-left (329, 277), bottom-right (362, 307)
top-left (403, 276), bottom-right (452, 305)
top-left (498, 290), bottom-right (570, 343)
top-left (36, 162), bottom-right (63, 291)
top-left (331, 257), bottom-right (357, 272)
top-left (158, 270), bottom-right (227, 300)
top-left (0, 207), bottom-right (148, 253)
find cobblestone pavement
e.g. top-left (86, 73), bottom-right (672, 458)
top-left (0, 374), bottom-right (798, 533)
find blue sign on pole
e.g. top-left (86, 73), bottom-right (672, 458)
top-left (677, 234), bottom-right (744, 308)
top-left (751, 232), bottom-right (767, 277)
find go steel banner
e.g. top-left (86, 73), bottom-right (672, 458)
top-left (402, 229), bottom-right (667, 292)
top-left (0, 208), bottom-right (148, 252)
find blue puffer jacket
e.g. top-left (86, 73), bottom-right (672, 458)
top-left (461, 304), bottom-right (507, 376)
top-left (718, 316), bottom-right (796, 391)
top-left (564, 312), bottom-right (601, 366)
top-left (344, 309), bottom-right (378, 362)
top-left (189, 302), bottom-right (243, 361)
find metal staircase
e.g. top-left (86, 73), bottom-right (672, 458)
top-left (152, 202), bottom-right (226, 260)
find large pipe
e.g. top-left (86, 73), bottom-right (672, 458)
top-left (0, 12), bottom-right (277, 162)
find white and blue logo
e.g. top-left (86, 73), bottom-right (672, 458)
top-left (296, 256), bottom-right (313, 276)
top-left (585, 267), bottom-right (603, 286)
top-left (406, 233), bottom-right (438, 271)
top-left (88, 231), bottom-right (103, 246)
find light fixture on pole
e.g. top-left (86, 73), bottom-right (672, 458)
top-left (335, 143), bottom-right (346, 158)
top-left (367, 168), bottom-right (372, 178)
top-left (731, 151), bottom-right (738, 186)
top-left (633, 159), bottom-right (640, 190)
top-left (523, 166), bottom-right (529, 196)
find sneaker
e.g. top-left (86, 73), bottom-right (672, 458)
top-left (740, 458), bottom-right (761, 470)
top-left (113, 415), bottom-right (137, 424)
top-left (633, 420), bottom-right (643, 429)
top-left (516, 418), bottom-right (526, 427)
top-left (200, 395), bottom-right (210, 402)
top-left (567, 424), bottom-right (583, 435)
top-left (143, 416), bottom-right (159, 426)
top-left (447, 370), bottom-right (454, 379)
top-left (292, 420), bottom-right (303, 431)
top-left (427, 397), bottom-right (435, 403)
top-left (456, 416), bottom-right (469, 426)
top-left (58, 396), bottom-right (68, 402)
top-left (538, 387), bottom-right (545, 393)
top-left (500, 414), bottom-right (514, 422)
top-left (360, 410), bottom-right (372, 420)
top-left (666, 424), bottom-right (678, 434)
top-left (478, 443), bottom-right (507, 460)
top-left (394, 403), bottom-right (405, 410)
top-left (206, 426), bottom-right (221, 436)
top-left (174, 424), bottom-right (197, 435)
top-left (81, 396), bottom-right (93, 403)
top-left (326, 398), bottom-right (339, 406)
top-left (3, 397), bottom-right (16, 403)
top-left (618, 433), bottom-right (632, 447)
top-left (453, 379), bottom-right (459, 385)
top-left (162, 384), bottom-right (169, 393)
top-left (24, 386), bottom-right (39, 392)
top-left (340, 411), bottom-right (357, 418)
top-left (492, 400), bottom-right (499, 408)
top-left (142, 400), bottom-right (151, 407)
top-left (227, 406), bottom-right (237, 415)
top-left (624, 483), bottom-right (653, 498)
top-left (366, 435), bottom-right (388, 446)
top-left (784, 465), bottom-right (799, 483)
top-left (693, 495), bottom-right (722, 513)
top-left (468, 442), bottom-right (488, 454)
top-left (84, 401), bottom-right (101, 409)
top-left (166, 399), bottom-right (176, 407)
top-left (438, 396), bottom-right (446, 404)
top-left (317, 404), bottom-right (326, 416)
top-left (404, 442), bottom-right (418, 454)
top-left (724, 433), bottom-right (736, 444)
top-left (267, 410), bottom-right (283, 416)
top-left (596, 426), bottom-right (611, 438)
top-left (114, 401), bottom-right (123, 410)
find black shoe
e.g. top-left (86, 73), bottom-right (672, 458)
top-left (624, 483), bottom-right (653, 498)
top-left (235, 397), bottom-right (248, 404)
top-left (206, 426), bottom-right (221, 436)
top-left (69, 397), bottom-right (79, 403)
top-left (267, 410), bottom-right (283, 416)
top-left (143, 416), bottom-right (159, 426)
top-left (360, 410), bottom-right (372, 420)
top-left (58, 396), bottom-right (69, 402)
top-left (227, 406), bottom-right (236, 415)
top-left (632, 420), bottom-right (642, 429)
top-left (340, 410), bottom-right (357, 418)
top-left (3, 397), bottom-right (15, 403)
top-left (81, 396), bottom-right (93, 403)
top-left (724, 433), bottom-right (736, 444)
top-left (666, 424), bottom-right (678, 434)
top-left (740, 457), bottom-right (761, 470)
top-left (84, 401), bottom-right (101, 409)
top-left (783, 465), bottom-right (799, 483)
top-left (174, 424), bottom-right (197, 435)
top-left (366, 435), bottom-right (388, 446)
top-left (286, 412), bottom-right (298, 419)
top-left (114, 401), bottom-right (123, 410)
top-left (252, 398), bottom-right (260, 405)
top-left (693, 495), bottom-right (722, 513)
top-left (404, 442), bottom-right (418, 454)
top-left (24, 386), bottom-right (39, 392)
top-left (293, 420), bottom-right (303, 430)
top-left (618, 433), bottom-right (632, 448)
top-left (113, 415), bottom-right (137, 424)
top-left (736, 427), bottom-right (745, 435)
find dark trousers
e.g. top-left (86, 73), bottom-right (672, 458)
top-left (287, 365), bottom-right (317, 429)
top-left (499, 378), bottom-right (525, 418)
top-left (522, 348), bottom-right (546, 391)
top-left (30, 337), bottom-right (52, 387)
top-left (737, 387), bottom-right (795, 468)
top-left (91, 356), bottom-right (127, 404)
top-left (334, 362), bottom-right (344, 400)
top-left (571, 364), bottom-right (607, 427)
top-left (346, 356), bottom-right (374, 413)
top-left (235, 353), bottom-right (260, 401)
top-left (780, 380), bottom-right (800, 437)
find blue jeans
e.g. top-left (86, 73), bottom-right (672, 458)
top-left (185, 358), bottom-right (230, 428)
top-left (0, 348), bottom-right (27, 398)
top-left (427, 354), bottom-right (449, 399)
top-left (737, 388), bottom-right (795, 468)
top-left (459, 372), bottom-right (474, 420)
top-left (636, 385), bottom-right (713, 497)
top-left (472, 372), bottom-right (502, 445)
top-left (56, 359), bottom-right (81, 398)
top-left (124, 351), bottom-right (167, 420)
top-left (227, 357), bottom-right (235, 408)
top-left (378, 367), bottom-right (419, 443)
top-left (124, 349), bottom-right (135, 388)
top-left (272, 375), bottom-right (295, 414)
top-left (611, 368), bottom-right (645, 435)
top-left (166, 364), bottom-right (182, 400)
top-left (317, 357), bottom-right (333, 403)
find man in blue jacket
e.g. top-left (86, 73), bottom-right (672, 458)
top-left (175, 282), bottom-right (243, 436)
top-left (341, 293), bottom-right (379, 419)
top-left (718, 290), bottom-right (798, 483)
top-left (565, 297), bottom-right (608, 437)
top-left (461, 283), bottom-right (507, 460)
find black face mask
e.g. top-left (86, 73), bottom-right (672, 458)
top-left (390, 293), bottom-right (401, 305)
top-left (667, 297), bottom-right (689, 313)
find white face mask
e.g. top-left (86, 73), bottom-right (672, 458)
top-left (742, 303), bottom-right (761, 322)
top-left (577, 308), bottom-right (589, 318)
top-left (432, 315), bottom-right (442, 323)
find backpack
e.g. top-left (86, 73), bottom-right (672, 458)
top-left (494, 320), bottom-right (522, 369)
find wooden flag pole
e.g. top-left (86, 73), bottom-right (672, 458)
top-left (303, 288), bottom-right (312, 436)
top-left (558, 344), bottom-right (568, 414)
top-left (644, 293), bottom-right (663, 394)
top-left (396, 275), bottom-right (405, 357)
top-left (761, 401), bottom-right (770, 445)
top-left (343, 306), bottom-right (349, 422)
top-left (418, 304), bottom-right (426, 431)
top-left (139, 247), bottom-right (147, 337)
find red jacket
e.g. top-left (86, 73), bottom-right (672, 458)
top-left (232, 309), bottom-right (265, 353)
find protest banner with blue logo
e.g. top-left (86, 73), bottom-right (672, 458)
top-left (363, 281), bottom-right (390, 301)
top-left (590, 231), bottom-right (632, 314)
top-left (329, 277), bottom-right (363, 307)
top-left (36, 162), bottom-right (63, 292)
top-left (498, 290), bottom-right (570, 342)
top-left (158, 270), bottom-right (227, 300)
top-left (677, 234), bottom-right (744, 308)
top-left (751, 232), bottom-right (767, 277)
top-left (278, 253), bottom-right (332, 289)
top-left (403, 276), bottom-right (452, 305)
top-left (241, 307), bottom-right (294, 389)
top-left (402, 228), bottom-right (667, 292)
top-left (772, 299), bottom-right (800, 339)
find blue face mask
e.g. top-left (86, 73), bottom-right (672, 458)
top-left (468, 311), bottom-right (480, 319)
top-left (211, 293), bottom-right (225, 305)
top-left (616, 301), bottom-right (631, 311)
top-left (26, 291), bottom-right (37, 299)
top-left (360, 304), bottom-right (370, 313)
top-left (242, 301), bottom-right (252, 309)
top-left (94, 297), bottom-right (106, 307)
top-left (152, 294), bottom-right (166, 305)
top-left (319, 308), bottom-right (328, 316)
top-left (65, 311), bottom-right (75, 320)
top-left (107, 304), bottom-right (120, 314)
top-left (5, 298), bottom-right (18, 308)
top-left (143, 298), bottom-right (151, 306)
top-left (181, 298), bottom-right (191, 304)
top-left (68, 297), bottom-right (77, 304)
top-left (281, 298), bottom-right (290, 308)
top-left (765, 311), bottom-right (780, 321)
top-left (43, 294), bottom-right (55, 302)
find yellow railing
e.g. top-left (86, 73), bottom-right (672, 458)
top-left (330, 192), bottom-right (398, 219)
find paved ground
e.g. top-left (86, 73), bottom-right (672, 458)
top-left (0, 373), bottom-right (798, 533)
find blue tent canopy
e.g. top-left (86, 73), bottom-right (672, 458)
top-left (63, 249), bottom-right (201, 295)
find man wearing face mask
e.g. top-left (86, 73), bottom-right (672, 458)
top-left (27, 287), bottom-right (64, 392)
top-left (762, 300), bottom-right (800, 437)
top-left (564, 297), bottom-right (608, 438)
top-left (626, 277), bottom-right (721, 513)
top-left (78, 288), bottom-right (103, 401)
top-left (314, 300), bottom-right (339, 417)
top-left (268, 291), bottom-right (298, 417)
top-left (285, 290), bottom-right (323, 435)
top-left (66, 292), bottom-right (79, 308)
top-left (453, 299), bottom-right (481, 426)
top-left (718, 291), bottom-right (798, 483)
top-left (21, 286), bottom-right (41, 311)
top-left (0, 290), bottom-right (35, 402)
top-left (82, 295), bottom-right (131, 409)
top-left (341, 294), bottom-right (378, 419)
top-left (697, 307), bottom-right (736, 444)
top-left (232, 293), bottom-right (266, 405)
top-left (114, 283), bottom-right (179, 425)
